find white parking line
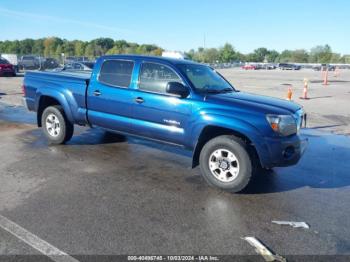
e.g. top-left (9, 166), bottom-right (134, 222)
top-left (0, 214), bottom-right (79, 262)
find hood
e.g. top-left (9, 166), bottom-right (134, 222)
top-left (205, 91), bottom-right (301, 115)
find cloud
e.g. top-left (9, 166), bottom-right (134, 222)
top-left (0, 6), bottom-right (133, 34)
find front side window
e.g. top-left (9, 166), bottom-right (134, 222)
top-left (139, 62), bottom-right (182, 94)
top-left (99, 60), bottom-right (134, 88)
top-left (177, 64), bottom-right (234, 93)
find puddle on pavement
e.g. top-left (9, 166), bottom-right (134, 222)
top-left (0, 103), bottom-right (36, 124)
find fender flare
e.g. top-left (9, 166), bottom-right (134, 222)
top-left (35, 88), bottom-right (74, 124)
top-left (191, 115), bottom-right (269, 168)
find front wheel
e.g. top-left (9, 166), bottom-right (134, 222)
top-left (41, 105), bottom-right (74, 144)
top-left (199, 135), bottom-right (253, 193)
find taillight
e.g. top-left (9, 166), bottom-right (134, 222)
top-left (22, 84), bottom-right (26, 96)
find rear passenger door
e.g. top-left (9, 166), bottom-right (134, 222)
top-left (131, 62), bottom-right (192, 145)
top-left (87, 59), bottom-right (136, 133)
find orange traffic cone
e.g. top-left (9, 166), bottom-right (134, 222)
top-left (286, 86), bottom-right (293, 101)
top-left (323, 68), bottom-right (329, 86)
top-left (300, 78), bottom-right (309, 99)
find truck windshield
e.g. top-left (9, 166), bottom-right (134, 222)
top-left (177, 64), bottom-right (235, 93)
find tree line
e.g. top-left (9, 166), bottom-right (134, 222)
top-left (0, 37), bottom-right (349, 64)
top-left (0, 37), bottom-right (163, 59)
top-left (186, 44), bottom-right (349, 64)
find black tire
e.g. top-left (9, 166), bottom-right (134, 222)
top-left (199, 135), bottom-right (253, 193)
top-left (41, 105), bottom-right (74, 144)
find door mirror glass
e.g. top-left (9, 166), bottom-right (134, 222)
top-left (166, 82), bottom-right (189, 98)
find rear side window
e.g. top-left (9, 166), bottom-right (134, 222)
top-left (99, 60), bottom-right (134, 88)
top-left (139, 62), bottom-right (182, 94)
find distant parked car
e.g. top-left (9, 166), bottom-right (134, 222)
top-left (19, 55), bottom-right (40, 70)
top-left (263, 64), bottom-right (277, 70)
top-left (0, 58), bottom-right (16, 77)
top-left (279, 63), bottom-right (301, 70)
top-left (19, 56), bottom-right (61, 71)
top-left (242, 64), bottom-right (256, 70)
top-left (63, 62), bottom-right (94, 71)
top-left (42, 58), bottom-right (60, 70)
top-left (254, 64), bottom-right (276, 70)
top-left (313, 64), bottom-right (336, 71)
top-left (327, 65), bottom-right (336, 71)
top-left (0, 54), bottom-right (19, 72)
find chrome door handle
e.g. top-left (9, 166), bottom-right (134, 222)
top-left (134, 97), bottom-right (144, 104)
top-left (93, 90), bottom-right (101, 96)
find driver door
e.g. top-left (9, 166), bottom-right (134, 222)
top-left (131, 62), bottom-right (192, 145)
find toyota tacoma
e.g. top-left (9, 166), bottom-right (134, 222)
top-left (23, 55), bottom-right (307, 192)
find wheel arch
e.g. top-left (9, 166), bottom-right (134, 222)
top-left (36, 94), bottom-right (73, 127)
top-left (192, 125), bottom-right (261, 168)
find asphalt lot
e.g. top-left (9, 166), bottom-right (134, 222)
top-left (0, 70), bottom-right (350, 261)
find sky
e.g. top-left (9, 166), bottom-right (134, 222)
top-left (0, 0), bottom-right (349, 54)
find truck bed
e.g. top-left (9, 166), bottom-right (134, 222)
top-left (24, 70), bottom-right (91, 125)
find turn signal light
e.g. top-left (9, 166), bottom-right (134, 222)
top-left (270, 122), bottom-right (279, 132)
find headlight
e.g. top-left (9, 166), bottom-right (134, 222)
top-left (266, 114), bottom-right (297, 136)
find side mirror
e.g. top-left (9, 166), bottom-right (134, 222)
top-left (166, 82), bottom-right (189, 98)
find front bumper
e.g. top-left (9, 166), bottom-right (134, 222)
top-left (260, 133), bottom-right (308, 168)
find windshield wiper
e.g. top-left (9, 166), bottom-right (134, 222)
top-left (207, 88), bottom-right (234, 94)
top-left (201, 87), bottom-right (234, 94)
top-left (218, 88), bottom-right (234, 93)
top-left (204, 89), bottom-right (222, 93)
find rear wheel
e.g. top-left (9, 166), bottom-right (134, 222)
top-left (199, 135), bottom-right (253, 193)
top-left (41, 105), bottom-right (74, 144)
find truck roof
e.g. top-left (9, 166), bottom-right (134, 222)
top-left (100, 54), bottom-right (200, 66)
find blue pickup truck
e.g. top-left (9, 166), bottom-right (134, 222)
top-left (23, 55), bottom-right (307, 192)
